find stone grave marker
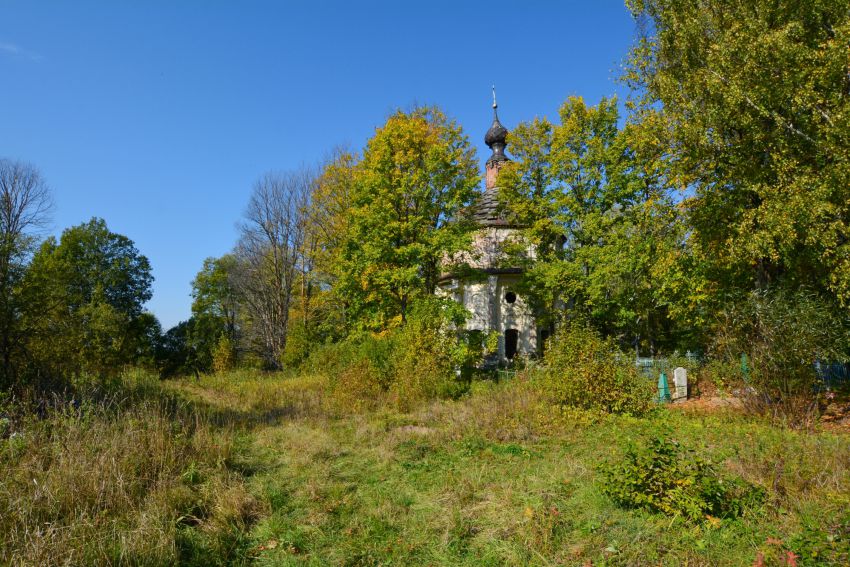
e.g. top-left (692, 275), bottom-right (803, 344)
top-left (673, 367), bottom-right (688, 402)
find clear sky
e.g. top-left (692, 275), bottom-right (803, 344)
top-left (1, 1), bottom-right (637, 329)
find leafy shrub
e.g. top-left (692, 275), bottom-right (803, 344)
top-left (212, 336), bottom-right (236, 374)
top-left (307, 299), bottom-right (471, 413)
top-left (600, 435), bottom-right (765, 521)
top-left (698, 359), bottom-right (746, 394)
top-left (280, 319), bottom-right (310, 369)
top-left (305, 332), bottom-right (395, 386)
top-left (539, 322), bottom-right (654, 416)
top-left (325, 358), bottom-right (385, 415)
top-left (789, 512), bottom-right (850, 566)
top-left (390, 301), bottom-right (470, 409)
top-left (710, 288), bottom-right (850, 423)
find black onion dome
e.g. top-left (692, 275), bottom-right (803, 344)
top-left (484, 110), bottom-right (508, 148)
top-left (485, 89), bottom-right (509, 164)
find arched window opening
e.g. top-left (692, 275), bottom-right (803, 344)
top-left (505, 328), bottom-right (519, 360)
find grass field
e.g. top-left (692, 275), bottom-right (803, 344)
top-left (2, 370), bottom-right (849, 565)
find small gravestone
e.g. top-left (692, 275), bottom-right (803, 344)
top-left (673, 367), bottom-right (688, 402)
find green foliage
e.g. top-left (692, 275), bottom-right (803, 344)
top-left (710, 288), bottom-right (849, 422)
top-left (626, 0), bottom-right (850, 307)
top-left (498, 97), bottom-right (688, 351)
top-left (156, 320), bottom-right (195, 378)
top-left (458, 329), bottom-right (501, 371)
top-left (539, 322), bottom-right (654, 416)
top-left (192, 255), bottom-right (239, 332)
top-left (305, 332), bottom-right (395, 388)
top-left (306, 298), bottom-right (471, 413)
top-left (335, 106), bottom-right (480, 329)
top-left (279, 318), bottom-right (310, 369)
top-left (189, 255), bottom-right (240, 371)
top-left (389, 300), bottom-right (471, 409)
top-left (789, 512), bottom-right (850, 566)
top-left (699, 359), bottom-right (746, 394)
top-left (212, 336), bottom-right (236, 374)
top-left (600, 435), bottom-right (765, 521)
top-left (22, 218), bottom-right (155, 380)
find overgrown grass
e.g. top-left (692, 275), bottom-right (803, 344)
top-left (0, 370), bottom-right (264, 566)
top-left (2, 369), bottom-right (849, 565)
top-left (238, 378), bottom-right (849, 566)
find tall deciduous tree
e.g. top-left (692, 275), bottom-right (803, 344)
top-left (499, 97), bottom-right (686, 352)
top-left (235, 169), bottom-right (313, 369)
top-left (0, 159), bottom-right (52, 386)
top-left (625, 0), bottom-right (850, 306)
top-left (338, 106), bottom-right (479, 329)
top-left (24, 218), bottom-right (154, 377)
top-left (289, 147), bottom-right (359, 346)
top-left (189, 254), bottom-right (240, 370)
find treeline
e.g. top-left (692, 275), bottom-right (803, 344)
top-left (4, 1), bottom-right (848, 408)
top-left (175, 1), bottom-right (849, 373)
top-left (161, 106), bottom-right (483, 382)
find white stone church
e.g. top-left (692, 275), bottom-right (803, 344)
top-left (438, 98), bottom-right (542, 364)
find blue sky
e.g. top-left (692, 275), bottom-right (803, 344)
top-left (1, 1), bottom-right (637, 329)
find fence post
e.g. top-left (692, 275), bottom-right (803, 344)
top-left (740, 353), bottom-right (750, 384)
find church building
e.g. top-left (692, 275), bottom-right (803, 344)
top-left (438, 95), bottom-right (539, 364)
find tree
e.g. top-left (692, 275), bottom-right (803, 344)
top-left (0, 159), bottom-right (52, 386)
top-left (156, 320), bottom-right (194, 378)
top-left (625, 0), bottom-right (850, 306)
top-left (337, 106), bottom-right (480, 329)
top-left (303, 147), bottom-right (359, 339)
top-left (234, 169), bottom-right (313, 369)
top-left (498, 97), bottom-right (686, 352)
top-left (190, 254), bottom-right (240, 370)
top-left (24, 217), bottom-right (154, 378)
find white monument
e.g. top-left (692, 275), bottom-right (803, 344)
top-left (673, 367), bottom-right (688, 402)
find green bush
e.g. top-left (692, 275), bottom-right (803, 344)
top-left (699, 359), bottom-right (746, 394)
top-left (789, 512), bottom-right (850, 566)
top-left (306, 299), bottom-right (471, 412)
top-left (390, 302), bottom-right (470, 409)
top-left (539, 322), bottom-right (654, 416)
top-left (280, 319), bottom-right (310, 369)
top-left (710, 288), bottom-right (850, 422)
top-left (600, 435), bottom-right (764, 521)
top-left (325, 358), bottom-right (384, 415)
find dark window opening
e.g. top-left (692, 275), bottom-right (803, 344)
top-left (505, 329), bottom-right (519, 360)
top-left (505, 291), bottom-right (517, 304)
top-left (538, 328), bottom-right (551, 356)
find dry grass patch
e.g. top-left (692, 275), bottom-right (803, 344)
top-left (0, 372), bottom-right (265, 566)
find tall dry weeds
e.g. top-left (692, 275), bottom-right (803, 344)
top-left (0, 374), bottom-right (262, 566)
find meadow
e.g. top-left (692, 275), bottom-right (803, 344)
top-left (2, 369), bottom-right (848, 566)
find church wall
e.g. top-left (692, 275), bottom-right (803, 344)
top-left (493, 275), bottom-right (536, 358)
top-left (447, 226), bottom-right (536, 272)
top-left (438, 274), bottom-right (536, 361)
